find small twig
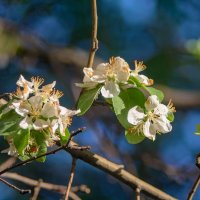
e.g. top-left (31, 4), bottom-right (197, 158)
top-left (187, 174), bottom-right (200, 200)
top-left (136, 187), bottom-right (141, 200)
top-left (87, 0), bottom-right (98, 68)
top-left (64, 157), bottom-right (77, 200)
top-left (196, 154), bottom-right (200, 169)
top-left (0, 177), bottom-right (31, 194)
top-left (2, 172), bottom-right (90, 195)
top-left (0, 127), bottom-right (86, 175)
top-left (31, 179), bottom-right (43, 200)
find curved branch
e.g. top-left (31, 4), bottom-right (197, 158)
top-left (65, 141), bottom-right (177, 200)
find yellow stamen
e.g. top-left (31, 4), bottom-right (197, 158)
top-left (31, 76), bottom-right (44, 89)
top-left (50, 89), bottom-right (63, 99)
top-left (134, 60), bottom-right (146, 73)
top-left (167, 99), bottom-right (176, 113)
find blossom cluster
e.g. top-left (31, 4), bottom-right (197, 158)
top-left (128, 95), bottom-right (175, 141)
top-left (1, 75), bottom-right (80, 156)
top-left (76, 57), bottom-right (153, 98)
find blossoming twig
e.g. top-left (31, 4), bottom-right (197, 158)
top-left (0, 127), bottom-right (86, 175)
top-left (87, 0), bottom-right (98, 68)
top-left (31, 179), bottom-right (43, 200)
top-left (0, 177), bottom-right (31, 194)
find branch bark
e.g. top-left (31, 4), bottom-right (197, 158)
top-left (64, 157), bottom-right (77, 200)
top-left (65, 141), bottom-right (177, 200)
top-left (187, 174), bottom-right (200, 200)
top-left (87, 0), bottom-right (98, 68)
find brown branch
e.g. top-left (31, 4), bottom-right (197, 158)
top-left (187, 174), bottom-right (200, 200)
top-left (31, 179), bottom-right (43, 200)
top-left (0, 157), bottom-right (17, 172)
top-left (65, 141), bottom-right (177, 200)
top-left (87, 0), bottom-right (98, 68)
top-left (64, 157), bottom-right (77, 200)
top-left (135, 187), bottom-right (141, 200)
top-left (0, 177), bottom-right (31, 194)
top-left (2, 172), bottom-right (90, 195)
top-left (0, 127), bottom-right (86, 175)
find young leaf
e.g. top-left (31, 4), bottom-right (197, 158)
top-left (167, 112), bottom-right (175, 122)
top-left (128, 76), bottom-right (142, 87)
top-left (60, 128), bottom-right (70, 145)
top-left (144, 86), bottom-right (164, 102)
top-left (195, 124), bottom-right (200, 135)
top-left (77, 85), bottom-right (101, 116)
top-left (125, 130), bottom-right (145, 144)
top-left (32, 130), bottom-right (47, 162)
top-left (13, 129), bottom-right (30, 156)
top-left (112, 88), bottom-right (145, 129)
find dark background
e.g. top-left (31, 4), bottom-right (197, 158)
top-left (0, 0), bottom-right (200, 199)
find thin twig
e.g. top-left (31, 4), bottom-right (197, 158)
top-left (2, 172), bottom-right (90, 195)
top-left (136, 187), bottom-right (141, 200)
top-left (0, 127), bottom-right (86, 175)
top-left (87, 0), bottom-right (98, 67)
top-left (31, 179), bottom-right (43, 200)
top-left (187, 174), bottom-right (200, 200)
top-left (0, 157), bottom-right (17, 172)
top-left (0, 177), bottom-right (31, 194)
top-left (64, 157), bottom-right (77, 200)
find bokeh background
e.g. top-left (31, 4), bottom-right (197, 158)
top-left (0, 0), bottom-right (200, 199)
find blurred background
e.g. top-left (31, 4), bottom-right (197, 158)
top-left (0, 0), bottom-right (200, 199)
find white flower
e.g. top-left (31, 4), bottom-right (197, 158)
top-left (131, 60), bottom-right (153, 86)
top-left (128, 95), bottom-right (174, 141)
top-left (1, 141), bottom-right (17, 156)
top-left (76, 57), bottom-right (130, 98)
top-left (13, 96), bottom-right (58, 130)
top-left (15, 75), bottom-right (33, 99)
top-left (57, 106), bottom-right (80, 135)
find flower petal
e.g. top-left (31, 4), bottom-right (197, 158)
top-left (101, 81), bottom-right (120, 98)
top-left (128, 106), bottom-right (145, 125)
top-left (33, 119), bottom-right (49, 130)
top-left (41, 102), bottom-right (58, 118)
top-left (19, 116), bottom-right (32, 129)
top-left (153, 116), bottom-right (172, 133)
top-left (154, 104), bottom-right (169, 116)
top-left (143, 119), bottom-right (156, 141)
top-left (145, 95), bottom-right (160, 111)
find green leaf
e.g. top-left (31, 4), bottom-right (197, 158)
top-left (195, 124), bottom-right (200, 135)
top-left (125, 130), bottom-right (145, 144)
top-left (13, 129), bottom-right (30, 156)
top-left (112, 88), bottom-right (145, 129)
top-left (60, 128), bottom-right (70, 145)
top-left (77, 85), bottom-right (101, 116)
top-left (144, 86), bottom-right (164, 102)
top-left (167, 112), bottom-right (174, 122)
top-left (128, 76), bottom-right (142, 87)
top-left (0, 121), bottom-right (18, 135)
top-left (32, 131), bottom-right (47, 162)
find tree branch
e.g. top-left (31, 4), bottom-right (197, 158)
top-left (31, 179), bottom-right (43, 200)
top-left (1, 172), bottom-right (90, 195)
top-left (87, 0), bottom-right (98, 68)
top-left (187, 174), bottom-right (200, 200)
top-left (64, 157), bottom-right (77, 200)
top-left (0, 128), bottom-right (86, 176)
top-left (64, 141), bottom-right (177, 200)
top-left (0, 177), bottom-right (31, 194)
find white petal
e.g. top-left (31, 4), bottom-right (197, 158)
top-left (19, 116), bottom-right (32, 129)
top-left (145, 95), bottom-right (160, 111)
top-left (153, 116), bottom-right (172, 133)
top-left (41, 102), bottom-right (58, 118)
top-left (137, 75), bottom-right (150, 85)
top-left (33, 119), bottom-right (49, 130)
top-left (101, 81), bottom-right (120, 98)
top-left (42, 81), bottom-right (56, 92)
top-left (17, 75), bottom-right (33, 88)
top-left (59, 106), bottom-right (80, 116)
top-left (128, 106), bottom-right (145, 125)
top-left (28, 96), bottom-right (43, 111)
top-left (143, 119), bottom-right (156, 140)
top-left (112, 57), bottom-right (129, 71)
top-left (117, 70), bottom-right (130, 82)
top-left (154, 104), bottom-right (169, 116)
